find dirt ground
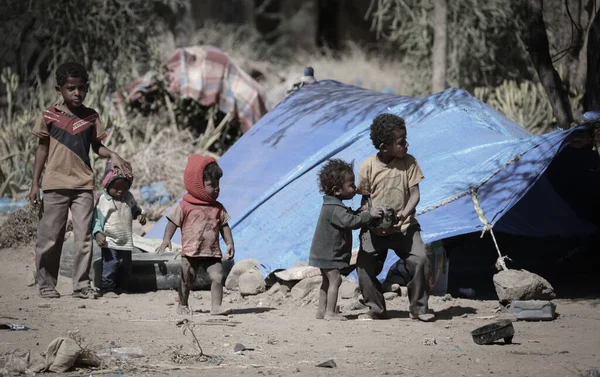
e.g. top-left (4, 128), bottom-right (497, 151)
top-left (1, 242), bottom-right (599, 377)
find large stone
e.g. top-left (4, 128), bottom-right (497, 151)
top-left (238, 269), bottom-right (266, 296)
top-left (340, 280), bottom-right (360, 299)
top-left (493, 269), bottom-right (556, 304)
top-left (225, 258), bottom-right (261, 290)
top-left (291, 276), bottom-right (322, 300)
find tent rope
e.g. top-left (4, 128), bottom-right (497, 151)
top-left (470, 189), bottom-right (511, 271)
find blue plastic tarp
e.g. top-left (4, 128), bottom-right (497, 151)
top-left (146, 81), bottom-right (599, 279)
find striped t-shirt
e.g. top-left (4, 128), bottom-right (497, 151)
top-left (93, 191), bottom-right (142, 250)
top-left (31, 103), bottom-right (107, 191)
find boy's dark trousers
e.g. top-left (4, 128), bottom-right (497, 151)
top-left (101, 248), bottom-right (132, 291)
top-left (356, 224), bottom-right (431, 317)
top-left (35, 190), bottom-right (94, 292)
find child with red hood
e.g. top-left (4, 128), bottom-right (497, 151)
top-left (156, 155), bottom-right (235, 316)
top-left (93, 168), bottom-right (146, 297)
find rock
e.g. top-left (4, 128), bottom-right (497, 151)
top-left (291, 276), bottom-right (322, 300)
top-left (225, 259), bottom-right (261, 290)
top-left (316, 359), bottom-right (337, 368)
top-left (383, 292), bottom-right (397, 301)
top-left (345, 299), bottom-right (367, 311)
top-left (267, 282), bottom-right (281, 296)
top-left (493, 269), bottom-right (556, 304)
top-left (340, 280), bottom-right (360, 299)
top-left (279, 281), bottom-right (294, 295)
top-left (238, 269), bottom-right (266, 296)
top-left (400, 286), bottom-right (408, 297)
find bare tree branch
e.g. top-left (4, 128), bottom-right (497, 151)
top-left (583, 9), bottom-right (600, 111)
top-left (524, 0), bottom-right (574, 128)
top-left (431, 0), bottom-right (448, 93)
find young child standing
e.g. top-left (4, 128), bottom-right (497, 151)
top-left (309, 159), bottom-right (383, 321)
top-left (356, 113), bottom-right (434, 322)
top-left (93, 168), bottom-right (146, 297)
top-left (156, 155), bottom-right (234, 315)
top-left (29, 62), bottom-right (131, 299)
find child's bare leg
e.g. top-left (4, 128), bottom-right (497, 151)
top-left (324, 269), bottom-right (346, 321)
top-left (177, 256), bottom-right (195, 315)
top-left (206, 260), bottom-right (231, 315)
top-left (316, 269), bottom-right (330, 319)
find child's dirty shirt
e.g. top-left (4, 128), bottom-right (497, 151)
top-left (167, 202), bottom-right (231, 258)
top-left (357, 153), bottom-right (424, 233)
top-left (93, 191), bottom-right (142, 250)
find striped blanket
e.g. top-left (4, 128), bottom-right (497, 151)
top-left (126, 45), bottom-right (268, 133)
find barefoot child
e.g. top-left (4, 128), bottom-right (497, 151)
top-left (309, 159), bottom-right (383, 321)
top-left (356, 113), bottom-right (434, 322)
top-left (93, 168), bottom-right (146, 297)
top-left (156, 155), bottom-right (234, 315)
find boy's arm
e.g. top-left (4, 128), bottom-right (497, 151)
top-left (28, 138), bottom-right (49, 205)
top-left (220, 224), bottom-right (235, 260)
top-left (155, 220), bottom-right (178, 253)
top-left (397, 184), bottom-right (421, 225)
top-left (92, 207), bottom-right (106, 237)
top-left (128, 193), bottom-right (143, 218)
top-left (92, 142), bottom-right (132, 176)
top-left (331, 206), bottom-right (373, 230)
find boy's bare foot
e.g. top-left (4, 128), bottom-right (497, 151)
top-left (177, 304), bottom-right (191, 315)
top-left (315, 311), bottom-right (325, 320)
top-left (324, 313), bottom-right (347, 321)
top-left (210, 306), bottom-right (232, 316)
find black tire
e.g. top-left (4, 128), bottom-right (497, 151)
top-left (59, 238), bottom-right (142, 278)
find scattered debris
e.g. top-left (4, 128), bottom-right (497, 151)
top-left (316, 359), bottom-right (337, 368)
top-left (423, 337), bottom-right (437, 346)
top-left (510, 300), bottom-right (556, 321)
top-left (493, 269), bottom-right (556, 305)
top-left (78, 305), bottom-right (86, 309)
top-left (471, 320), bottom-right (515, 345)
top-left (0, 323), bottom-right (29, 331)
top-left (234, 343), bottom-right (254, 353)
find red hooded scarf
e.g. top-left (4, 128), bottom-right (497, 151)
top-left (182, 154), bottom-right (218, 205)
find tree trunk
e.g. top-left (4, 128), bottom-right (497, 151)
top-left (583, 9), bottom-right (600, 112)
top-left (524, 0), bottom-right (574, 128)
top-left (431, 0), bottom-right (448, 93)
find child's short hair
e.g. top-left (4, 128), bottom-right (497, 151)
top-left (317, 159), bottom-right (354, 195)
top-left (56, 62), bottom-right (89, 86)
top-left (370, 113), bottom-right (407, 149)
top-left (203, 162), bottom-right (223, 183)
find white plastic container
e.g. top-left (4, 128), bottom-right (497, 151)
top-left (510, 300), bottom-right (556, 321)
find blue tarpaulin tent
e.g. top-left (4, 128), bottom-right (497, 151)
top-left (146, 81), bottom-right (599, 279)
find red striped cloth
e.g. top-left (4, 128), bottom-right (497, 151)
top-left (126, 45), bottom-right (268, 133)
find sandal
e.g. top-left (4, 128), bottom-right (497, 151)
top-left (176, 304), bottom-right (192, 315)
top-left (39, 288), bottom-right (60, 299)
